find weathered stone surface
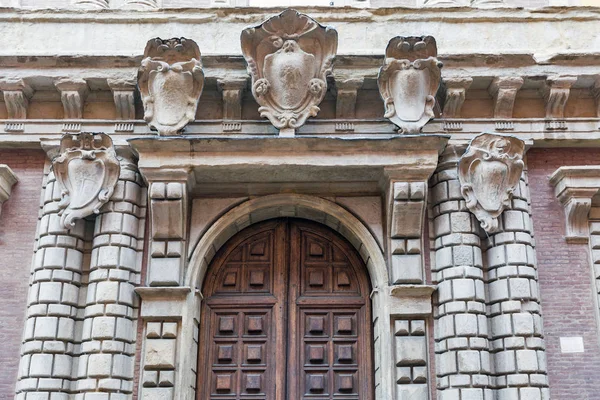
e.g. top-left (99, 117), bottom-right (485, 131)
top-left (52, 133), bottom-right (120, 229)
top-left (241, 9), bottom-right (337, 133)
top-left (138, 37), bottom-right (204, 136)
top-left (458, 133), bottom-right (525, 233)
top-left (378, 36), bottom-right (442, 133)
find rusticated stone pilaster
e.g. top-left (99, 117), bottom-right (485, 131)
top-left (75, 156), bottom-right (146, 398)
top-left (15, 167), bottom-right (89, 400)
top-left (430, 146), bottom-right (493, 400)
top-left (483, 163), bottom-right (550, 400)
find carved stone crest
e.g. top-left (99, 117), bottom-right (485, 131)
top-left (241, 9), bottom-right (338, 133)
top-left (378, 36), bottom-right (442, 133)
top-left (53, 133), bottom-right (120, 229)
top-left (138, 38), bottom-right (205, 136)
top-left (458, 133), bottom-right (525, 232)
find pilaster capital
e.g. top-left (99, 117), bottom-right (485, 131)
top-left (442, 77), bottom-right (473, 118)
top-left (550, 166), bottom-right (600, 243)
top-left (541, 75), bottom-right (577, 119)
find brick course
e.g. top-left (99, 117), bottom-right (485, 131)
top-left (0, 150), bottom-right (45, 398)
top-left (528, 148), bottom-right (600, 399)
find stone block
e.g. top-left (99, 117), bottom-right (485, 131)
top-left (96, 281), bottom-right (119, 303)
top-left (489, 279), bottom-right (509, 303)
top-left (52, 354), bottom-right (72, 378)
top-left (29, 354), bottom-right (54, 377)
top-left (144, 339), bottom-right (176, 369)
top-left (395, 336), bottom-right (426, 366)
top-left (92, 316), bottom-right (116, 339)
top-left (454, 314), bottom-right (478, 336)
top-left (437, 351), bottom-right (457, 376)
top-left (391, 254), bottom-right (423, 284)
top-left (516, 349), bottom-right (539, 372)
top-left (87, 354), bottom-right (113, 378)
top-left (141, 387), bottom-right (174, 400)
top-left (495, 351), bottom-right (516, 374)
top-left (509, 278), bottom-right (531, 299)
top-left (452, 246), bottom-right (474, 266)
top-left (457, 350), bottom-right (481, 373)
top-left (148, 258), bottom-right (181, 286)
top-left (34, 316), bottom-right (58, 339)
top-left (512, 313), bottom-right (534, 335)
top-left (396, 384), bottom-right (428, 400)
top-left (452, 279), bottom-right (475, 301)
top-left (112, 354), bottom-right (133, 379)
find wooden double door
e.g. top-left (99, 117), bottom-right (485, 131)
top-left (197, 219), bottom-right (373, 400)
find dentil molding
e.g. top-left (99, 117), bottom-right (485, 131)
top-left (53, 132), bottom-right (120, 229)
top-left (138, 37), bottom-right (205, 136)
top-left (458, 132), bottom-right (525, 232)
top-left (377, 36), bottom-right (442, 133)
top-left (241, 9), bottom-right (338, 135)
top-left (550, 166), bottom-right (600, 243)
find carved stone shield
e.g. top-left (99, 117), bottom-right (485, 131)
top-left (458, 133), bottom-right (525, 232)
top-left (138, 38), bottom-right (205, 136)
top-left (241, 9), bottom-right (337, 131)
top-left (53, 133), bottom-right (120, 229)
top-left (378, 36), bottom-right (442, 133)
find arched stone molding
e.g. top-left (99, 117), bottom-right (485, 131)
top-left (186, 194), bottom-right (387, 290)
top-left (138, 193), bottom-right (436, 400)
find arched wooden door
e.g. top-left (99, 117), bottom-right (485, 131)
top-left (197, 218), bottom-right (373, 400)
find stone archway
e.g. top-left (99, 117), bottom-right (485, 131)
top-left (137, 194), bottom-right (396, 400)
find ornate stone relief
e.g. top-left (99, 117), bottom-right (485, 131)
top-left (73, 0), bottom-right (109, 8)
top-left (458, 133), bottom-right (525, 232)
top-left (53, 132), bottom-right (120, 229)
top-left (241, 9), bottom-right (338, 134)
top-left (138, 38), bottom-right (205, 136)
top-left (377, 36), bottom-right (442, 133)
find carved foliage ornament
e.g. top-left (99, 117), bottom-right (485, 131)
top-left (138, 38), bottom-right (205, 136)
top-left (53, 133), bottom-right (120, 229)
top-left (458, 133), bottom-right (525, 233)
top-left (378, 36), bottom-right (442, 133)
top-left (241, 9), bottom-right (338, 130)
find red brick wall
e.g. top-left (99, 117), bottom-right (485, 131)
top-left (0, 150), bottom-right (45, 398)
top-left (528, 148), bottom-right (600, 399)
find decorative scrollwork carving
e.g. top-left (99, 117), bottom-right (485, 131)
top-left (53, 133), bottom-right (120, 229)
top-left (241, 9), bottom-right (338, 132)
top-left (378, 36), bottom-right (442, 133)
top-left (458, 133), bottom-right (525, 233)
top-left (138, 37), bottom-right (205, 136)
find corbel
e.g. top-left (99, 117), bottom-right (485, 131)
top-left (550, 166), bottom-right (600, 243)
top-left (217, 77), bottom-right (247, 120)
top-left (0, 78), bottom-right (33, 119)
top-left (384, 170), bottom-right (428, 285)
top-left (541, 75), bottom-right (577, 119)
top-left (147, 170), bottom-right (192, 286)
top-left (334, 77), bottom-right (364, 119)
top-left (54, 78), bottom-right (89, 119)
top-left (488, 76), bottom-right (523, 119)
top-left (442, 77), bottom-right (473, 118)
top-left (0, 165), bottom-right (18, 219)
top-left (107, 78), bottom-right (136, 120)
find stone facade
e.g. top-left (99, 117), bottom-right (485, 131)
top-left (0, 2), bottom-right (598, 400)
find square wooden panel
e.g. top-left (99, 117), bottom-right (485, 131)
top-left (213, 372), bottom-right (235, 394)
top-left (305, 313), bottom-right (329, 337)
top-left (334, 313), bottom-right (357, 336)
top-left (247, 237), bottom-right (271, 261)
top-left (306, 343), bottom-right (327, 364)
top-left (245, 315), bottom-right (265, 335)
top-left (216, 343), bottom-right (235, 364)
top-left (244, 343), bottom-right (265, 364)
top-left (335, 372), bottom-right (356, 394)
top-left (245, 265), bottom-right (271, 293)
top-left (243, 372), bottom-right (263, 394)
top-left (335, 342), bottom-right (356, 364)
top-left (306, 373), bottom-right (328, 394)
top-left (216, 314), bottom-right (237, 336)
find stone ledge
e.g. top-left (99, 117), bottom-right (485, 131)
top-left (136, 286), bottom-right (193, 319)
top-left (388, 284), bottom-right (436, 317)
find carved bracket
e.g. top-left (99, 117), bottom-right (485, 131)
top-left (442, 77), bottom-right (472, 118)
top-left (0, 79), bottom-right (33, 120)
top-left (592, 77), bottom-right (600, 119)
top-left (550, 166), bottom-right (600, 243)
top-left (107, 78), bottom-right (136, 120)
top-left (489, 76), bottom-right (524, 119)
top-left (241, 9), bottom-right (338, 133)
top-left (542, 76), bottom-right (577, 119)
top-left (217, 78), bottom-right (247, 120)
top-left (334, 77), bottom-right (364, 119)
top-left (458, 133), bottom-right (525, 233)
top-left (53, 132), bottom-right (120, 229)
top-left (138, 38), bottom-right (205, 136)
top-left (54, 78), bottom-right (89, 119)
top-left (378, 36), bottom-right (442, 133)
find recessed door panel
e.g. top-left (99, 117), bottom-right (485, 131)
top-left (198, 219), bottom-right (372, 400)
